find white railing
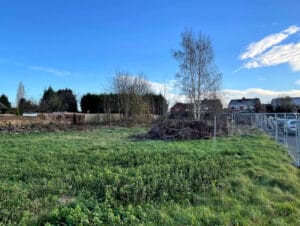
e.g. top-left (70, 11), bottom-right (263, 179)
top-left (217, 113), bottom-right (300, 167)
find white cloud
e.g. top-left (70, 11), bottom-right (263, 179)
top-left (239, 25), bottom-right (300, 72)
top-left (28, 66), bottom-right (71, 76)
top-left (240, 25), bottom-right (300, 60)
top-left (243, 43), bottom-right (300, 71)
top-left (148, 80), bottom-right (176, 94)
top-left (148, 80), bottom-right (186, 107)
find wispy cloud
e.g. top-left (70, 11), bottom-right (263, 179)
top-left (0, 57), bottom-right (71, 76)
top-left (240, 25), bottom-right (300, 60)
top-left (238, 25), bottom-right (300, 72)
top-left (28, 66), bottom-right (71, 76)
top-left (243, 43), bottom-right (300, 71)
top-left (258, 77), bottom-right (266, 81)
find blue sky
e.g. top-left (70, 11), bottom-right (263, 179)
top-left (1, 0), bottom-right (300, 106)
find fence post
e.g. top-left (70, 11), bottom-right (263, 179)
top-left (232, 114), bottom-right (234, 135)
top-left (284, 113), bottom-right (288, 147)
top-left (297, 116), bottom-right (300, 167)
top-left (259, 114), bottom-right (263, 129)
top-left (275, 113), bottom-right (278, 141)
top-left (214, 114), bottom-right (217, 141)
top-left (261, 114), bottom-right (264, 131)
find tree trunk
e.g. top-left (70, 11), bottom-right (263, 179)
top-left (193, 102), bottom-right (197, 120)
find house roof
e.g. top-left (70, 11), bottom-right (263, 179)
top-left (228, 98), bottom-right (260, 107)
top-left (0, 101), bottom-right (7, 110)
top-left (171, 102), bottom-right (186, 108)
top-left (170, 102), bottom-right (193, 110)
top-left (201, 99), bottom-right (222, 106)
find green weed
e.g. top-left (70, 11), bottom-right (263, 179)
top-left (0, 128), bottom-right (299, 225)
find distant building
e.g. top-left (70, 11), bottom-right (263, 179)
top-left (0, 101), bottom-right (7, 113)
top-left (228, 97), bottom-right (261, 112)
top-left (170, 99), bottom-right (223, 117)
top-left (200, 99), bottom-right (223, 113)
top-left (169, 102), bottom-right (193, 119)
top-left (271, 97), bottom-right (300, 112)
top-left (170, 103), bottom-right (193, 113)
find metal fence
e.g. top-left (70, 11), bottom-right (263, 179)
top-left (219, 113), bottom-right (300, 167)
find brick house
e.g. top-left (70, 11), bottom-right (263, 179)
top-left (170, 103), bottom-right (193, 113)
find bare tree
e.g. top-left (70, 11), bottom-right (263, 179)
top-left (16, 82), bottom-right (25, 108)
top-left (113, 70), bottom-right (131, 117)
top-left (113, 70), bottom-right (151, 119)
top-left (173, 30), bottom-right (222, 119)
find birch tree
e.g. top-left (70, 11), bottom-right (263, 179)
top-left (173, 30), bottom-right (222, 119)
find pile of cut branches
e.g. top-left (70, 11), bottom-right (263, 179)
top-left (138, 119), bottom-right (228, 140)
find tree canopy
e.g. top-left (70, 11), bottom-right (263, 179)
top-left (40, 87), bottom-right (78, 112)
top-left (18, 98), bottom-right (38, 114)
top-left (80, 93), bottom-right (167, 115)
top-left (0, 94), bottom-right (11, 109)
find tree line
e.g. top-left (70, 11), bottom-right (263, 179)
top-left (8, 85), bottom-right (78, 114)
top-left (0, 74), bottom-right (168, 116)
top-left (80, 72), bottom-right (168, 116)
top-left (80, 93), bottom-right (167, 115)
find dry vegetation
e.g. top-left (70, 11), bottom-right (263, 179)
top-left (136, 118), bottom-right (228, 140)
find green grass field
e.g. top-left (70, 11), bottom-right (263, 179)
top-left (0, 127), bottom-right (300, 225)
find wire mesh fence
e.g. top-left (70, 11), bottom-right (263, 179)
top-left (214, 113), bottom-right (300, 167)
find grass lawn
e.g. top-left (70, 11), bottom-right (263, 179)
top-left (0, 127), bottom-right (300, 225)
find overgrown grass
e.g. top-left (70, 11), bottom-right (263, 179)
top-left (0, 127), bottom-right (300, 225)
